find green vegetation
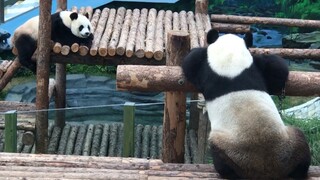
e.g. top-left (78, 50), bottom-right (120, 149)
top-left (66, 64), bottom-right (116, 76)
top-left (272, 96), bottom-right (315, 110)
top-left (275, 0), bottom-right (320, 20)
top-left (283, 116), bottom-right (320, 165)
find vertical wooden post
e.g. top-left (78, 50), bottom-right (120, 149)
top-left (55, 0), bottom-right (67, 128)
top-left (123, 102), bottom-right (135, 157)
top-left (195, 0), bottom-right (208, 14)
top-left (162, 31), bottom-right (190, 163)
top-left (35, 0), bottom-right (52, 154)
top-left (4, 110), bottom-right (17, 152)
top-left (190, 0), bottom-right (208, 132)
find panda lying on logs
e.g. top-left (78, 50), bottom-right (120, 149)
top-left (182, 29), bottom-right (311, 179)
top-left (11, 11), bottom-right (94, 72)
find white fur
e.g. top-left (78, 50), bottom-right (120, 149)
top-left (60, 11), bottom-right (92, 38)
top-left (71, 13), bottom-right (92, 38)
top-left (59, 11), bottom-right (72, 28)
top-left (206, 90), bottom-right (286, 137)
top-left (207, 34), bottom-right (253, 79)
top-left (12, 15), bottom-right (39, 44)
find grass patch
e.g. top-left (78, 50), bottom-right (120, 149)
top-left (272, 95), bottom-right (315, 110)
top-left (283, 116), bottom-right (320, 165)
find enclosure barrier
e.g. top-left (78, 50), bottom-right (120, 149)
top-left (1, 0), bottom-right (320, 177)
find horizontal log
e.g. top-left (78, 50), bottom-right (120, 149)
top-left (0, 153), bottom-right (318, 179)
top-left (116, 65), bottom-right (320, 96)
top-left (211, 14), bottom-right (320, 28)
top-left (250, 48), bottom-right (320, 59)
top-left (211, 22), bottom-right (250, 33)
top-left (49, 48), bottom-right (320, 67)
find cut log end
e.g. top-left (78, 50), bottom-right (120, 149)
top-left (79, 46), bottom-right (89, 56)
top-left (154, 51), bottom-right (164, 61)
top-left (22, 131), bottom-right (35, 146)
top-left (53, 43), bottom-right (62, 54)
top-left (126, 50), bottom-right (134, 58)
top-left (135, 49), bottom-right (145, 58)
top-left (145, 51), bottom-right (154, 59)
top-left (98, 48), bottom-right (108, 57)
top-left (108, 48), bottom-right (116, 56)
top-left (90, 49), bottom-right (98, 56)
top-left (116, 47), bottom-right (125, 56)
top-left (71, 43), bottom-right (79, 53)
top-left (61, 45), bottom-right (70, 56)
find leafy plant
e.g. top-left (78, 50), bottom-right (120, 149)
top-left (283, 116), bottom-right (320, 165)
top-left (275, 0), bottom-right (320, 20)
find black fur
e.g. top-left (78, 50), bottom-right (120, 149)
top-left (253, 54), bottom-right (289, 95)
top-left (182, 47), bottom-right (267, 102)
top-left (210, 144), bottom-right (241, 179)
top-left (182, 29), bottom-right (310, 179)
top-left (15, 34), bottom-right (37, 72)
top-left (51, 12), bottom-right (93, 47)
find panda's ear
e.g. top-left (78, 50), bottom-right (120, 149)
top-left (206, 29), bottom-right (219, 45)
top-left (70, 12), bottom-right (78, 21)
top-left (84, 12), bottom-right (89, 19)
top-left (243, 32), bottom-right (253, 48)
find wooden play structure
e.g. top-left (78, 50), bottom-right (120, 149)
top-left (1, 0), bottom-right (320, 178)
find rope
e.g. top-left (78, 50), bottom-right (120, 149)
top-left (0, 99), bottom-right (204, 115)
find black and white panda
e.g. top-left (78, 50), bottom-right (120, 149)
top-left (12, 11), bottom-right (94, 72)
top-left (182, 29), bottom-right (311, 179)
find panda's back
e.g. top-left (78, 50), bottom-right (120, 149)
top-left (12, 16), bottom-right (39, 45)
top-left (207, 90), bottom-right (286, 138)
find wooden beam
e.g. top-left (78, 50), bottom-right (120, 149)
top-left (55, 0), bottom-right (68, 129)
top-left (211, 14), bottom-right (320, 28)
top-left (49, 47), bottom-right (320, 67)
top-left (212, 22), bottom-right (251, 34)
top-left (250, 48), bottom-right (320, 60)
top-left (36, 0), bottom-right (52, 154)
top-left (116, 65), bottom-right (320, 97)
top-left (162, 31), bottom-right (189, 163)
top-left (50, 53), bottom-right (166, 65)
top-left (195, 0), bottom-right (208, 14)
top-left (0, 153), bottom-right (319, 179)
top-left (0, 58), bottom-right (21, 91)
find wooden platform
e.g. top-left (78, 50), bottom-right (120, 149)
top-left (49, 7), bottom-right (211, 65)
top-left (0, 153), bottom-right (319, 179)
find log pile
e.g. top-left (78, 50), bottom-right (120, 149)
top-left (0, 153), bottom-right (319, 179)
top-left (9, 6), bottom-right (320, 65)
top-left (45, 7), bottom-right (212, 60)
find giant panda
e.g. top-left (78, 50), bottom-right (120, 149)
top-left (182, 29), bottom-right (311, 179)
top-left (11, 11), bottom-right (94, 72)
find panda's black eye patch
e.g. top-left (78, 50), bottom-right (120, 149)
top-left (79, 25), bottom-right (84, 31)
top-left (88, 26), bottom-right (91, 31)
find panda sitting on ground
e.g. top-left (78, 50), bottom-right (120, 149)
top-left (11, 11), bottom-right (94, 72)
top-left (182, 29), bottom-right (311, 179)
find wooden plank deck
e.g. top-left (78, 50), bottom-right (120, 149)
top-left (0, 153), bottom-right (319, 179)
top-left (48, 7), bottom-right (211, 64)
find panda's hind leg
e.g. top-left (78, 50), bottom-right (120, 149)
top-left (15, 34), bottom-right (37, 73)
top-left (210, 143), bottom-right (241, 179)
